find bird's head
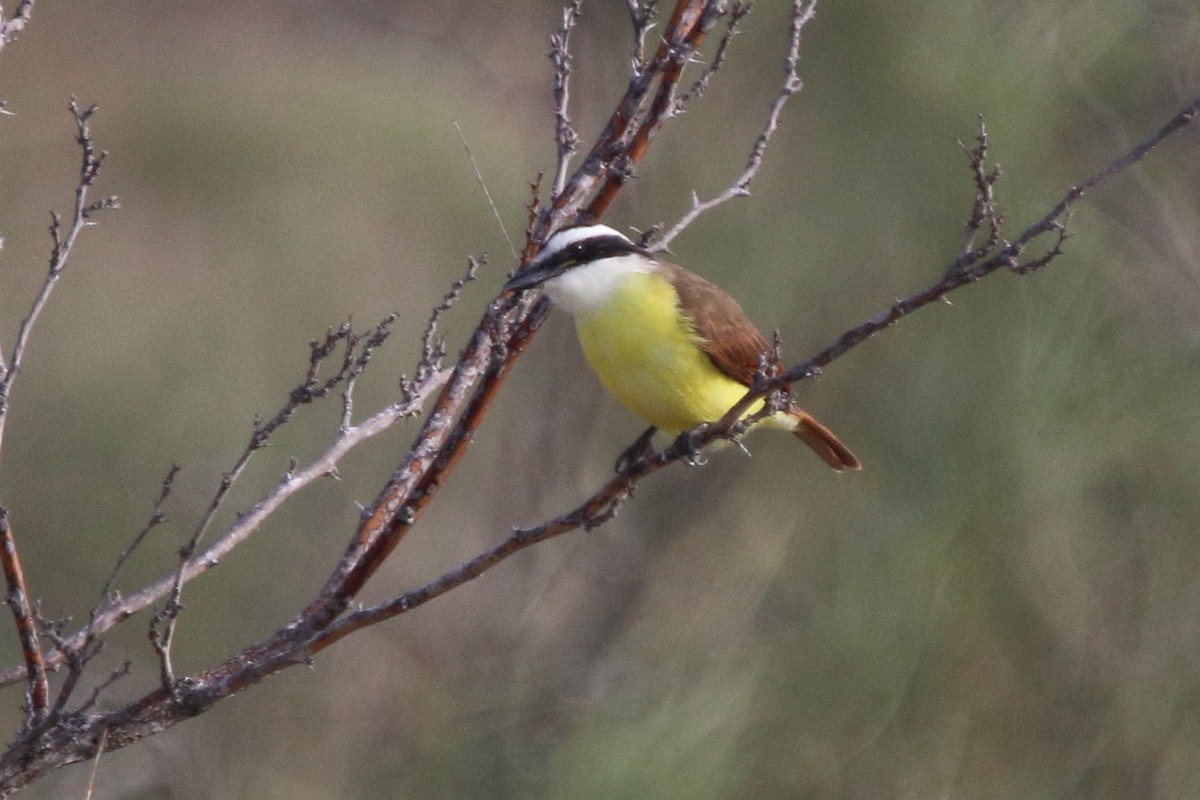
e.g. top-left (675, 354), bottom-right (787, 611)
top-left (503, 224), bottom-right (643, 293)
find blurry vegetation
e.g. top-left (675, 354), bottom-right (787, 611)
top-left (0, 1), bottom-right (1197, 798)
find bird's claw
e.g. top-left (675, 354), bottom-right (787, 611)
top-left (614, 426), bottom-right (658, 472)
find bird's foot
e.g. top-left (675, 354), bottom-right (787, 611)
top-left (679, 425), bottom-right (710, 466)
top-left (614, 426), bottom-right (658, 473)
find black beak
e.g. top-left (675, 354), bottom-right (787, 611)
top-left (502, 257), bottom-right (561, 294)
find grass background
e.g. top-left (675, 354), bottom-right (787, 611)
top-left (1, 1), bottom-right (1199, 797)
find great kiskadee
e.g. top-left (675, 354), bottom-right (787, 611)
top-left (504, 224), bottom-right (860, 471)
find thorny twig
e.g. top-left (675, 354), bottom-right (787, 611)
top-left (550, 1), bottom-right (583, 195)
top-left (625, 0), bottom-right (658, 70)
top-left (413, 255), bottom-right (484, 389)
top-left (676, 1), bottom-right (751, 106)
top-left (953, 115), bottom-right (1004, 270)
top-left (768, 94), bottom-right (1200, 386)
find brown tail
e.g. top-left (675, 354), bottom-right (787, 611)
top-left (791, 407), bottom-right (861, 471)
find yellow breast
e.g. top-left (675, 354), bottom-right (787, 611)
top-left (572, 270), bottom-right (761, 434)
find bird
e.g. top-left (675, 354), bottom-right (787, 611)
top-left (503, 223), bottom-right (860, 471)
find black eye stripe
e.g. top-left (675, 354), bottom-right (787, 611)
top-left (544, 235), bottom-right (642, 270)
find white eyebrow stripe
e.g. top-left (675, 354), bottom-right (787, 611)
top-left (535, 224), bottom-right (631, 264)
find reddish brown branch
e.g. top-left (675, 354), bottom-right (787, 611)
top-left (586, 0), bottom-right (721, 219)
top-left (542, 0), bottom-right (715, 232)
top-left (293, 0), bottom-right (724, 636)
top-left (0, 508), bottom-right (47, 723)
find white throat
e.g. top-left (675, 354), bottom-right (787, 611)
top-left (543, 253), bottom-right (657, 317)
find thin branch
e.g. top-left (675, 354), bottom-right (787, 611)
top-left (0, 99), bottom-right (118, 459)
top-left (39, 609), bottom-right (101, 722)
top-left (953, 115), bottom-right (1003, 269)
top-left (340, 315), bottom-right (398, 432)
top-left (99, 466), bottom-right (180, 602)
top-left (770, 92), bottom-right (1200, 385)
top-left (654, 0), bottom-right (816, 250)
top-left (145, 315), bottom-right (397, 691)
top-left (77, 662), bottom-right (130, 715)
top-left (0, 361), bottom-right (449, 689)
top-left (549, 1), bottom-right (583, 196)
top-left (525, 0), bottom-right (716, 241)
top-left (414, 255), bottom-right (484, 388)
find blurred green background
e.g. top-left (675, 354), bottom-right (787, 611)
top-left (1, 1), bottom-right (1198, 798)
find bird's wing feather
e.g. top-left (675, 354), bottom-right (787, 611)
top-left (659, 261), bottom-right (771, 387)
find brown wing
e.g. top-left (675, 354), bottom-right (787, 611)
top-left (660, 263), bottom-right (861, 470)
top-left (659, 261), bottom-right (771, 387)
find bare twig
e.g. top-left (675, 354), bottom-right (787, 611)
top-left (653, 0), bottom-right (816, 251)
top-left (77, 662), bottom-right (130, 714)
top-left (0, 353), bottom-right (448, 689)
top-left (414, 255), bottom-right (484, 389)
top-left (341, 314), bottom-right (398, 431)
top-left (99, 466), bottom-right (180, 602)
top-left (39, 610), bottom-right (101, 722)
top-left (953, 115), bottom-right (1003, 269)
top-left (583, 0), bottom-right (723, 221)
top-left (767, 92), bottom-right (1200, 386)
top-left (549, 1), bottom-right (583, 196)
top-left (0, 0), bottom-right (35, 54)
top-left (0, 99), bottom-right (114, 735)
top-left (0, 99), bottom-right (118, 458)
top-left (145, 316), bottom-right (397, 692)
top-left (147, 599), bottom-right (180, 693)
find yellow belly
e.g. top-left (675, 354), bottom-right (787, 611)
top-left (573, 271), bottom-right (765, 434)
